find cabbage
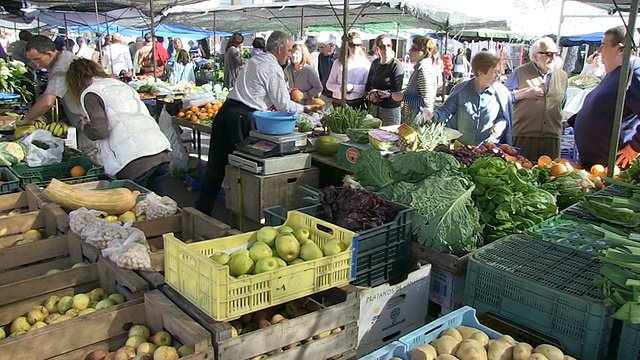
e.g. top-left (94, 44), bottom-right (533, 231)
top-left (0, 141), bottom-right (26, 166)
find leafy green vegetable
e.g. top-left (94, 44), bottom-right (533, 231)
top-left (0, 141), bottom-right (26, 166)
top-left (388, 151), bottom-right (461, 183)
top-left (541, 171), bottom-right (595, 209)
top-left (581, 195), bottom-right (640, 228)
top-left (352, 150), bottom-right (395, 190)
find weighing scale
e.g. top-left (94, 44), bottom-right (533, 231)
top-left (229, 131), bottom-right (312, 175)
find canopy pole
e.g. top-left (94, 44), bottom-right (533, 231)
top-left (63, 14), bottom-right (68, 47)
top-left (213, 12), bottom-right (217, 62)
top-left (441, 31), bottom-right (449, 102)
top-left (93, 0), bottom-right (100, 39)
top-left (340, 0), bottom-right (349, 106)
top-left (556, 0), bottom-right (566, 37)
top-left (300, 8), bottom-right (304, 40)
top-left (607, 0), bottom-right (639, 175)
top-left (149, 0), bottom-right (158, 80)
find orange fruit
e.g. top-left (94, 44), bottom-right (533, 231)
top-left (189, 106), bottom-right (199, 112)
top-left (207, 109), bottom-right (214, 115)
top-left (190, 115), bottom-right (198, 122)
top-left (537, 155), bottom-right (553, 167)
top-left (177, 111), bottom-right (185, 118)
top-left (131, 190), bottom-right (141, 196)
top-left (550, 163), bottom-right (568, 177)
top-left (205, 103), bottom-right (213, 109)
top-left (591, 164), bottom-right (606, 176)
top-left (198, 112), bottom-right (208, 120)
top-left (70, 166), bottom-right (86, 177)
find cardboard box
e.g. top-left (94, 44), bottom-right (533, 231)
top-left (336, 141), bottom-right (399, 170)
top-left (430, 266), bottom-right (466, 310)
top-left (357, 264), bottom-right (431, 354)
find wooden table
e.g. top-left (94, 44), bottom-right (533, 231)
top-left (172, 117), bottom-right (212, 160)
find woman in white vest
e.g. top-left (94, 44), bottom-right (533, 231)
top-left (65, 59), bottom-right (172, 195)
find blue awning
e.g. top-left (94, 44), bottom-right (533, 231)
top-left (68, 23), bottom-right (232, 39)
top-left (559, 32), bottom-right (604, 47)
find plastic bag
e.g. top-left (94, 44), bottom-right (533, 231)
top-left (84, 220), bottom-right (134, 250)
top-left (182, 90), bottom-right (215, 109)
top-left (135, 192), bottom-right (178, 220)
top-left (23, 129), bottom-right (65, 166)
top-left (158, 109), bottom-right (188, 171)
top-left (69, 207), bottom-right (108, 235)
top-left (101, 228), bottom-right (152, 271)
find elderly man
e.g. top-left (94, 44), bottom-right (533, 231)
top-left (568, 26), bottom-right (640, 169)
top-left (101, 33), bottom-right (133, 75)
top-left (504, 37), bottom-right (568, 160)
top-left (195, 31), bottom-right (322, 216)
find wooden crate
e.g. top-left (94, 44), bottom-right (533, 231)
top-left (411, 242), bottom-right (472, 275)
top-left (0, 258), bottom-right (148, 326)
top-left (161, 284), bottom-right (359, 360)
top-left (224, 165), bottom-right (320, 223)
top-left (0, 185), bottom-right (48, 213)
top-left (0, 290), bottom-right (214, 360)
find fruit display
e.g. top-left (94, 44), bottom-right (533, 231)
top-left (32, 121), bottom-right (70, 139)
top-left (176, 101), bottom-right (225, 124)
top-left (209, 225), bottom-right (349, 277)
top-left (0, 209), bottom-right (48, 249)
top-left (314, 135), bottom-right (342, 155)
top-left (0, 287), bottom-right (123, 340)
top-left (85, 324), bottom-right (195, 360)
top-left (406, 324), bottom-right (576, 360)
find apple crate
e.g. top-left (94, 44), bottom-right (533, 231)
top-left (0, 258), bottom-right (149, 335)
top-left (0, 204), bottom-right (82, 286)
top-left (0, 289), bottom-right (213, 360)
top-left (161, 283), bottom-right (359, 360)
top-left (164, 210), bottom-right (357, 321)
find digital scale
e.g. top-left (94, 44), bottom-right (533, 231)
top-left (229, 131), bottom-right (312, 175)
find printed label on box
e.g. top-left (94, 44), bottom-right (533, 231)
top-left (358, 264), bottom-right (431, 346)
top-left (429, 267), bottom-right (466, 309)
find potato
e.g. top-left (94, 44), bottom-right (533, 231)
top-left (485, 339), bottom-right (495, 350)
top-left (457, 326), bottom-right (482, 339)
top-left (433, 335), bottom-right (462, 355)
top-left (470, 331), bottom-right (490, 347)
top-left (442, 328), bottom-right (464, 342)
top-left (528, 355), bottom-right (548, 360)
top-left (534, 345), bottom-right (564, 360)
top-left (498, 335), bottom-right (516, 346)
top-left (512, 343), bottom-right (533, 360)
top-left (487, 338), bottom-right (514, 360)
top-left (411, 344), bottom-right (438, 360)
top-left (437, 355), bottom-right (461, 360)
top-left (456, 339), bottom-right (488, 360)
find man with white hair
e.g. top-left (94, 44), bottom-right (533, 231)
top-left (504, 36), bottom-right (568, 160)
top-left (101, 33), bottom-right (133, 75)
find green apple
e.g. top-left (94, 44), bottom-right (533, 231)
top-left (275, 234), bottom-right (300, 262)
top-left (278, 225), bottom-right (294, 234)
top-left (95, 298), bottom-right (116, 310)
top-left (57, 296), bottom-right (74, 314)
top-left (71, 262), bottom-right (86, 268)
top-left (136, 342), bottom-right (157, 355)
top-left (153, 346), bottom-right (179, 359)
top-left (125, 335), bottom-right (147, 348)
top-left (128, 324), bottom-right (151, 340)
top-left (0, 327), bottom-right (5, 340)
top-left (45, 269), bottom-right (61, 275)
top-left (248, 241), bottom-right (273, 262)
top-left (256, 226), bottom-right (279, 247)
top-left (275, 257), bottom-right (287, 268)
top-left (300, 242), bottom-right (323, 261)
top-left (88, 288), bottom-right (106, 302)
top-left (322, 239), bottom-right (343, 256)
top-left (108, 293), bottom-right (125, 304)
top-left (228, 253), bottom-right (254, 276)
top-left (210, 252), bottom-right (231, 265)
top-left (293, 227), bottom-right (310, 242)
top-left (27, 306), bottom-right (49, 324)
top-left (254, 257), bottom-right (279, 274)
top-left (177, 344), bottom-right (196, 357)
top-left (72, 293), bottom-right (91, 310)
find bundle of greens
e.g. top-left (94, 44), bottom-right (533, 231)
top-left (541, 171), bottom-right (595, 210)
top-left (321, 107), bottom-right (369, 134)
top-left (468, 157), bottom-right (557, 242)
top-left (581, 195), bottom-right (640, 228)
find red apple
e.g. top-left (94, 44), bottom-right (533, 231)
top-left (137, 342), bottom-right (157, 355)
top-left (258, 319), bottom-right (271, 329)
top-left (88, 349), bottom-right (109, 360)
top-left (114, 345), bottom-right (136, 360)
top-left (153, 345), bottom-right (179, 360)
top-left (151, 331), bottom-right (172, 347)
top-left (270, 314), bottom-right (286, 324)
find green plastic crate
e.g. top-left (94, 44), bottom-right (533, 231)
top-left (525, 214), bottom-right (610, 254)
top-left (9, 156), bottom-right (103, 188)
top-left (619, 321), bottom-right (640, 360)
top-left (464, 234), bottom-right (613, 360)
top-left (0, 167), bottom-right (20, 194)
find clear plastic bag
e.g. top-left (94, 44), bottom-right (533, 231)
top-left (101, 228), bottom-right (152, 271)
top-left (69, 207), bottom-right (107, 235)
top-left (84, 220), bottom-right (133, 250)
top-left (23, 129), bottom-right (65, 166)
top-left (135, 193), bottom-right (178, 220)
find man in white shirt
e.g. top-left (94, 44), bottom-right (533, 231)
top-left (195, 31), bottom-right (322, 216)
top-left (101, 33), bottom-right (133, 75)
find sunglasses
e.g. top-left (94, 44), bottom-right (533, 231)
top-left (348, 43), bottom-right (361, 48)
top-left (537, 52), bottom-right (556, 57)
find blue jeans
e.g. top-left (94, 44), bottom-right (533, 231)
top-left (132, 162), bottom-right (169, 195)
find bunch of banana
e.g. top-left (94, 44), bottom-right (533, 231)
top-left (43, 122), bottom-right (69, 138)
top-left (33, 121), bottom-right (47, 130)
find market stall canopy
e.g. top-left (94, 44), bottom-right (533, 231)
top-left (559, 31), bottom-right (605, 46)
top-left (1, 0), bottom-right (204, 17)
top-left (160, 0), bottom-right (511, 34)
top-left (452, 28), bottom-right (522, 42)
top-left (35, 7), bottom-right (154, 28)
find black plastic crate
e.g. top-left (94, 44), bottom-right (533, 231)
top-left (264, 202), bottom-right (413, 287)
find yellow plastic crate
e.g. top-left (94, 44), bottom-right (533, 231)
top-left (164, 211), bottom-right (358, 321)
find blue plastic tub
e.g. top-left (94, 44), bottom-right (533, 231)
top-left (253, 111), bottom-right (299, 135)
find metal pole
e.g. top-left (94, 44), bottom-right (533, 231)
top-left (63, 14), bottom-right (69, 48)
top-left (607, 0), bottom-right (639, 175)
top-left (300, 8), bottom-right (304, 40)
top-left (213, 12), bottom-right (217, 61)
top-left (556, 0), bottom-right (566, 37)
top-left (94, 0), bottom-right (100, 35)
top-left (340, 0), bottom-right (349, 106)
top-left (149, 0), bottom-right (157, 80)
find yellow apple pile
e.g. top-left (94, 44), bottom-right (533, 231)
top-left (86, 324), bottom-right (195, 360)
top-left (0, 287), bottom-right (125, 341)
top-left (0, 209), bottom-right (46, 249)
top-left (209, 225), bottom-right (349, 277)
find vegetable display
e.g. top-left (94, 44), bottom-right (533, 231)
top-left (541, 171), bottom-right (595, 210)
top-left (321, 107), bottom-right (370, 134)
top-left (580, 195), bottom-right (640, 228)
top-left (318, 186), bottom-right (399, 231)
top-left (468, 157), bottom-right (557, 242)
top-left (0, 141), bottom-right (26, 166)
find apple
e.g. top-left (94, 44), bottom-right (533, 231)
top-left (128, 324), bottom-right (151, 340)
top-left (10, 317), bottom-right (30, 334)
top-left (89, 288), bottom-right (106, 301)
top-left (72, 262), bottom-right (87, 268)
top-left (270, 314), bottom-right (286, 324)
top-left (137, 342), bottom-right (157, 355)
top-left (126, 335), bottom-right (147, 348)
top-left (44, 313), bottom-right (61, 324)
top-left (88, 349), bottom-right (109, 360)
top-left (114, 345), bottom-right (136, 360)
top-left (27, 305), bottom-right (49, 324)
top-left (151, 330), bottom-right (173, 346)
top-left (108, 293), bottom-right (126, 304)
top-left (293, 228), bottom-right (310, 242)
top-left (230, 320), bottom-right (243, 334)
top-left (253, 257), bottom-right (279, 274)
top-left (153, 345), bottom-right (179, 360)
top-left (95, 298), bottom-right (116, 310)
top-left (177, 344), bottom-right (195, 357)
top-left (258, 319), bottom-right (271, 329)
top-left (73, 293), bottom-right (91, 310)
top-left (132, 354), bottom-right (152, 360)
top-left (210, 252), bottom-right (230, 265)
top-left (0, 327), bottom-right (5, 340)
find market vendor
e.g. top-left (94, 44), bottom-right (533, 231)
top-left (504, 37), bottom-right (568, 160)
top-left (17, 35), bottom-right (98, 160)
top-left (65, 59), bottom-right (171, 195)
top-left (425, 51), bottom-right (513, 146)
top-left (195, 31), bottom-right (321, 216)
top-left (568, 26), bottom-right (640, 169)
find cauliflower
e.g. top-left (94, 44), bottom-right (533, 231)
top-left (0, 141), bottom-right (27, 166)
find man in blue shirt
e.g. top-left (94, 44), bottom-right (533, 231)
top-left (568, 26), bottom-right (640, 169)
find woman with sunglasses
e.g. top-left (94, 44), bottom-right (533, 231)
top-left (425, 51), bottom-right (513, 146)
top-left (365, 35), bottom-right (404, 125)
top-left (325, 32), bottom-right (370, 110)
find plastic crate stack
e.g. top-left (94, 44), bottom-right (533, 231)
top-left (463, 234), bottom-right (613, 360)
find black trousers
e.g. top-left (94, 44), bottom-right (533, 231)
top-left (195, 99), bottom-right (255, 215)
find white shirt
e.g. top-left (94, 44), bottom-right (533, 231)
top-left (75, 43), bottom-right (95, 60)
top-left (229, 52), bottom-right (304, 113)
top-left (325, 56), bottom-right (371, 100)
top-left (102, 43), bottom-right (133, 75)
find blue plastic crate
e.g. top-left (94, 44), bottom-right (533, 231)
top-left (264, 201), bottom-right (413, 287)
top-left (398, 306), bottom-right (502, 354)
top-left (358, 341), bottom-right (407, 360)
top-left (464, 234), bottom-right (612, 360)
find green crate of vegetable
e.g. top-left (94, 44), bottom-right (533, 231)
top-left (0, 167), bottom-right (20, 194)
top-left (525, 214), bottom-right (610, 254)
top-left (9, 155), bottom-right (103, 188)
top-left (618, 321), bottom-right (640, 360)
top-left (464, 234), bottom-right (613, 360)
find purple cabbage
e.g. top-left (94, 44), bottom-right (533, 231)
top-left (318, 186), bottom-right (398, 231)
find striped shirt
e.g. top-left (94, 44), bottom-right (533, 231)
top-left (228, 52), bottom-right (304, 113)
top-left (402, 58), bottom-right (438, 118)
